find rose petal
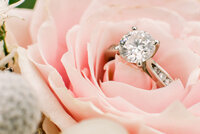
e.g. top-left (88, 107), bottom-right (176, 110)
top-left (184, 36), bottom-right (200, 56)
top-left (138, 125), bottom-right (165, 134)
top-left (103, 60), bottom-right (115, 82)
top-left (17, 47), bottom-right (76, 131)
top-left (186, 68), bottom-right (200, 88)
top-left (182, 21), bottom-right (200, 37)
top-left (30, 0), bottom-right (48, 42)
top-left (101, 80), bottom-right (185, 113)
top-left (61, 52), bottom-right (104, 97)
top-left (36, 17), bottom-right (69, 85)
top-left (66, 25), bottom-right (80, 59)
top-left (188, 103), bottom-right (200, 116)
top-left (165, 0), bottom-right (200, 20)
top-left (145, 101), bottom-right (200, 134)
top-left (81, 0), bottom-right (200, 22)
top-left (47, 66), bottom-right (148, 134)
top-left (20, 46), bottom-right (106, 130)
top-left (49, 70), bottom-right (145, 133)
top-left (41, 0), bottom-right (92, 72)
top-left (105, 97), bottom-right (147, 114)
top-left (48, 0), bottom-right (91, 46)
top-left (48, 71), bottom-right (104, 121)
top-left (81, 2), bottom-right (185, 36)
top-left (87, 43), bottom-right (100, 87)
top-left (77, 96), bottom-right (144, 133)
top-left (157, 48), bottom-right (200, 86)
top-left (6, 9), bottom-right (33, 48)
top-left (31, 0), bottom-right (92, 82)
top-left (37, 18), bottom-right (58, 66)
top-left (183, 82), bottom-right (200, 107)
top-left (113, 60), bottom-right (152, 89)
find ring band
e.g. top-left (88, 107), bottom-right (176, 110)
top-left (106, 26), bottom-right (173, 87)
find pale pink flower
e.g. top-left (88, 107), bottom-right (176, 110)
top-left (9, 0), bottom-right (200, 133)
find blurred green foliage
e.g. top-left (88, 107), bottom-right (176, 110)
top-left (9, 0), bottom-right (36, 9)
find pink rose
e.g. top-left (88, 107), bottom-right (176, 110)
top-left (11, 0), bottom-right (200, 133)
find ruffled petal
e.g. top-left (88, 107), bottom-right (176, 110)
top-left (6, 9), bottom-right (33, 47)
top-left (101, 80), bottom-right (185, 113)
top-left (17, 47), bottom-right (76, 131)
top-left (145, 102), bottom-right (200, 134)
top-left (157, 48), bottom-right (200, 86)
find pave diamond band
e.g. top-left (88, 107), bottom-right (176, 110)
top-left (145, 59), bottom-right (173, 87)
top-left (106, 26), bottom-right (173, 87)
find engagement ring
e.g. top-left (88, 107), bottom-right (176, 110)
top-left (106, 26), bottom-right (173, 87)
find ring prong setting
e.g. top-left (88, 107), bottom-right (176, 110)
top-left (136, 60), bottom-right (143, 67)
top-left (119, 30), bottom-right (157, 64)
top-left (151, 40), bottom-right (160, 57)
top-left (154, 40), bottom-right (160, 45)
top-left (132, 26), bottom-right (137, 31)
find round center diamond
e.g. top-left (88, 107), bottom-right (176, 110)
top-left (119, 31), bottom-right (156, 63)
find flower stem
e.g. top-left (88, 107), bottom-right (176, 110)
top-left (1, 22), bottom-right (9, 56)
top-left (0, 22), bottom-right (11, 68)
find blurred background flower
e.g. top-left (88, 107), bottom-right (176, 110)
top-left (0, 71), bottom-right (41, 134)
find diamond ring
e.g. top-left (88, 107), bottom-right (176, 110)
top-left (106, 26), bottom-right (173, 87)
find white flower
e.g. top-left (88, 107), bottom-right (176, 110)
top-left (0, 71), bottom-right (41, 134)
top-left (0, 0), bottom-right (24, 23)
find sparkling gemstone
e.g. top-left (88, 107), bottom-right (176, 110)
top-left (164, 78), bottom-right (171, 85)
top-left (119, 30), bottom-right (156, 63)
top-left (153, 66), bottom-right (160, 74)
top-left (159, 72), bottom-right (166, 81)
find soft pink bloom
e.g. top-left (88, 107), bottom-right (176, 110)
top-left (9, 0), bottom-right (200, 133)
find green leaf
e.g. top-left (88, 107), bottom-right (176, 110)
top-left (0, 23), bottom-right (6, 41)
top-left (9, 0), bottom-right (36, 9)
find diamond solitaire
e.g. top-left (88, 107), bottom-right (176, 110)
top-left (119, 29), bottom-right (159, 65)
